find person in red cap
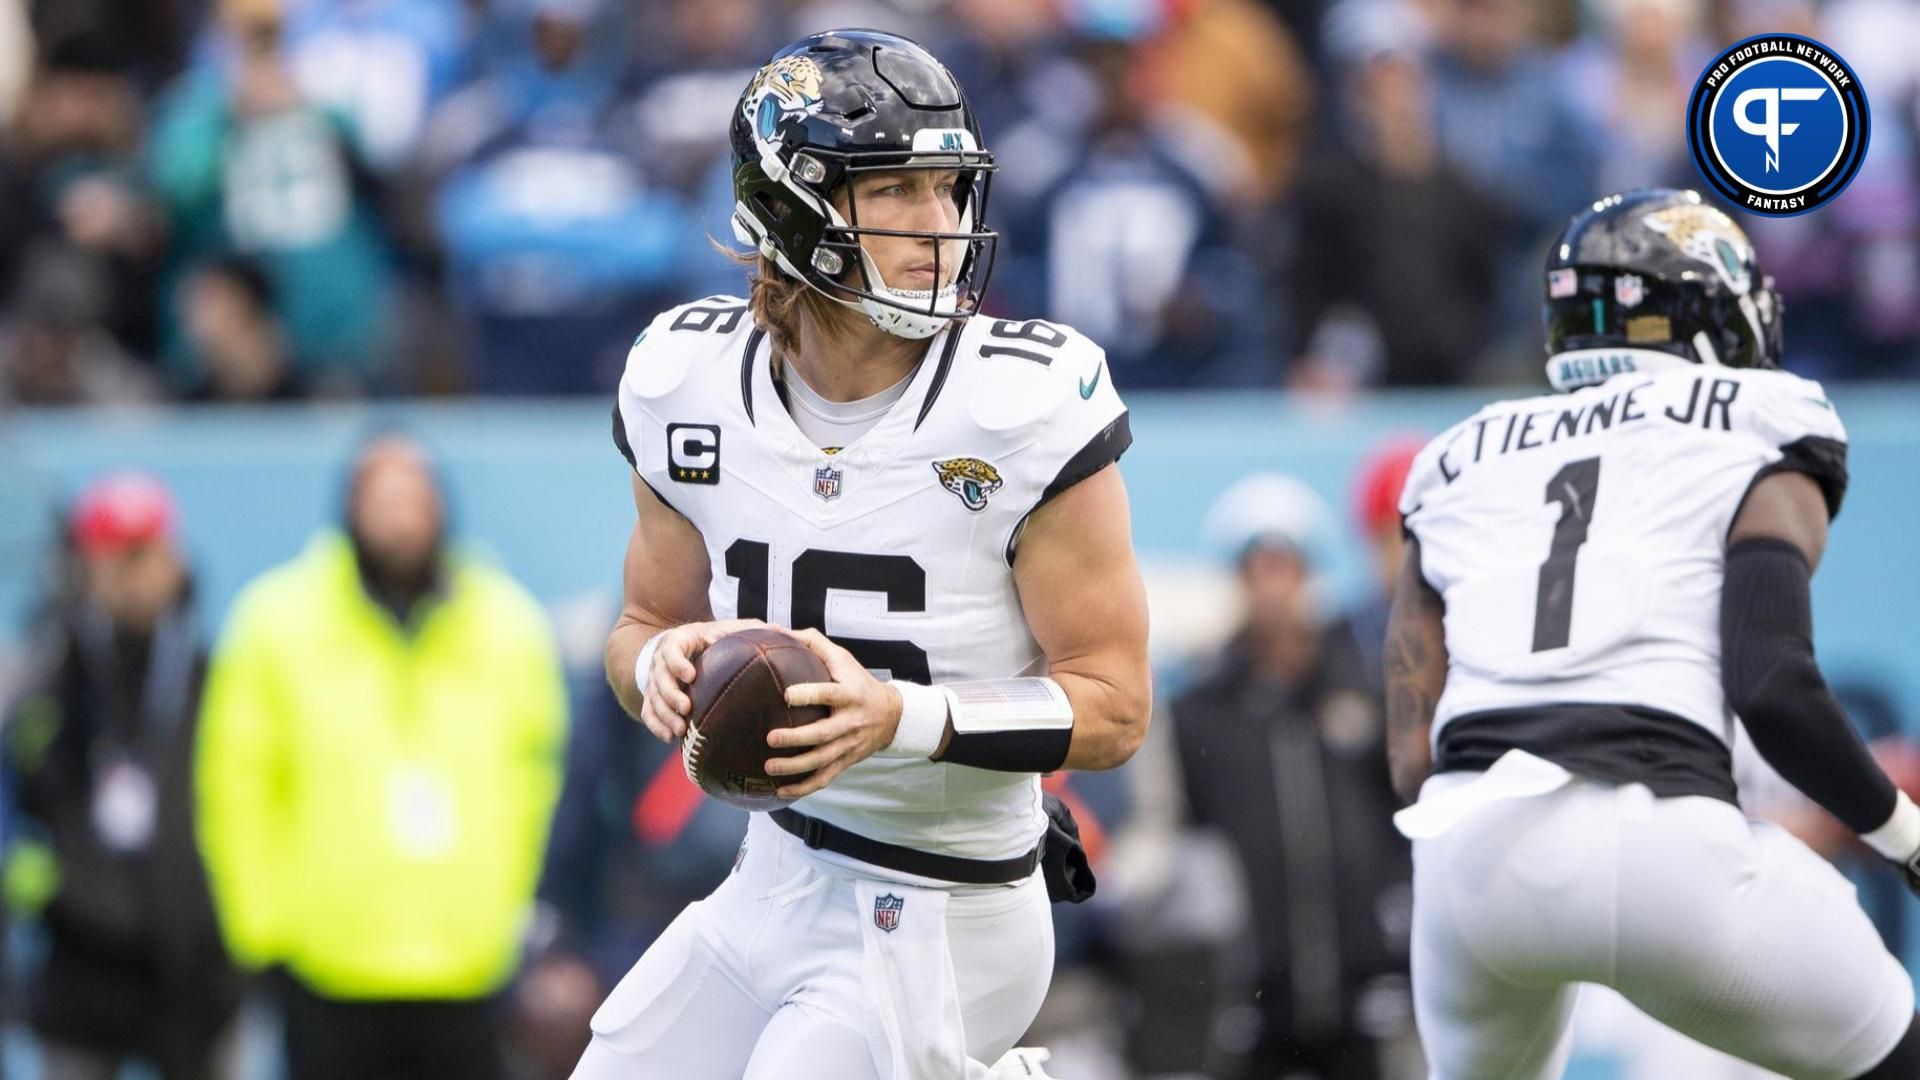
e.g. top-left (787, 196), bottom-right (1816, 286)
top-left (3, 472), bottom-right (243, 1079)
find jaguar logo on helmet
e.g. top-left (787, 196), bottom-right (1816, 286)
top-left (743, 56), bottom-right (826, 144)
top-left (932, 457), bottom-right (1003, 512)
top-left (1642, 204), bottom-right (1754, 295)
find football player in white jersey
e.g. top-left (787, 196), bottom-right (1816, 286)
top-left (571, 30), bottom-right (1150, 1080)
top-left (1386, 188), bottom-right (1920, 1079)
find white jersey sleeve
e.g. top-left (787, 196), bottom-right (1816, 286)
top-left (611, 296), bottom-right (752, 513)
top-left (973, 320), bottom-right (1132, 558)
top-left (1736, 369), bottom-right (1849, 519)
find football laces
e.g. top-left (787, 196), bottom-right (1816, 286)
top-left (681, 725), bottom-right (707, 784)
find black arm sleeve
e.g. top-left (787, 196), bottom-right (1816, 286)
top-left (1721, 537), bottom-right (1895, 834)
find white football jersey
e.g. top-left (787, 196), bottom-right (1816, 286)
top-left (614, 297), bottom-right (1130, 863)
top-left (1401, 365), bottom-right (1847, 748)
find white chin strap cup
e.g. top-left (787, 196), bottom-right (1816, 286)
top-left (732, 200), bottom-right (963, 341)
top-left (859, 284), bottom-right (959, 340)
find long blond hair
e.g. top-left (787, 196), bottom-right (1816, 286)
top-left (723, 249), bottom-right (850, 363)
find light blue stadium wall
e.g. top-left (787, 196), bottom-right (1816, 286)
top-left (5, 387), bottom-right (1917, 723)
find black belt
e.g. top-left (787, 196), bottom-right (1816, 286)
top-left (769, 808), bottom-right (1041, 885)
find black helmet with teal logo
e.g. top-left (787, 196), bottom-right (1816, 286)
top-left (1542, 188), bottom-right (1782, 392)
top-left (728, 29), bottom-right (996, 341)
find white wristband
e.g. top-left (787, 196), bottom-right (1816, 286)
top-left (633, 633), bottom-right (664, 700)
top-left (884, 681), bottom-right (950, 759)
top-left (1863, 790), bottom-right (1920, 861)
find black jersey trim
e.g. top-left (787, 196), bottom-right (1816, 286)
top-left (612, 399), bottom-right (636, 471)
top-left (1004, 410), bottom-right (1134, 566)
top-left (1435, 703), bottom-right (1736, 802)
top-left (912, 326), bottom-right (966, 432)
top-left (1042, 410), bottom-right (1132, 506)
top-left (1727, 434), bottom-right (1849, 542)
top-left (637, 476), bottom-right (691, 520)
top-left (740, 327), bottom-right (766, 425)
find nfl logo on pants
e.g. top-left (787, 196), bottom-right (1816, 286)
top-left (873, 893), bottom-right (904, 933)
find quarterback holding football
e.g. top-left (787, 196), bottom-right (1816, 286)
top-left (573, 29), bottom-right (1150, 1080)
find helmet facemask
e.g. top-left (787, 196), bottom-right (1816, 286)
top-left (734, 145), bottom-right (998, 340)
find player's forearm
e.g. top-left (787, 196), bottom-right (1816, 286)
top-left (1056, 667), bottom-right (1152, 772)
top-left (1723, 538), bottom-right (1898, 836)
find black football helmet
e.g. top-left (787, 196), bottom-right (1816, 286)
top-left (728, 29), bottom-right (996, 340)
top-left (1542, 188), bottom-right (1782, 392)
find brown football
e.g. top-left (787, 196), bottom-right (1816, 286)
top-left (681, 627), bottom-right (829, 811)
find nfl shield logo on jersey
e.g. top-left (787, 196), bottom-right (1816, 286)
top-left (873, 893), bottom-right (904, 932)
top-left (814, 464), bottom-right (842, 501)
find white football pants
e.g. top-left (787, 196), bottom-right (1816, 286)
top-left (1402, 753), bottom-right (1914, 1080)
top-left (571, 813), bottom-right (1054, 1080)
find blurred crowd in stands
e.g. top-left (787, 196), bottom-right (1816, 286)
top-left (3, 0), bottom-right (1920, 409)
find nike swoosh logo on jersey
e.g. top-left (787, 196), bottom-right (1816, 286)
top-left (1079, 363), bottom-right (1104, 399)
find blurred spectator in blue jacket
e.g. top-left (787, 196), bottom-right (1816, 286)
top-left (1428, 0), bottom-right (1598, 347)
top-left (994, 0), bottom-right (1275, 388)
top-left (625, 0), bottom-right (781, 198)
top-left (1555, 0), bottom-right (1705, 197)
top-left (280, 0), bottom-right (477, 175)
top-left (149, 0), bottom-right (397, 392)
top-left (932, 0), bottom-right (1076, 161)
top-left (417, 0), bottom-right (692, 394)
top-left (1290, 0), bottom-right (1501, 389)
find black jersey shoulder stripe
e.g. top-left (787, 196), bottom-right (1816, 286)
top-left (1041, 410), bottom-right (1132, 507)
top-left (1727, 434), bottom-right (1849, 541)
top-left (1004, 410), bottom-right (1133, 565)
top-left (740, 327), bottom-right (766, 425)
top-left (912, 324), bottom-right (967, 432)
top-left (611, 399), bottom-right (636, 471)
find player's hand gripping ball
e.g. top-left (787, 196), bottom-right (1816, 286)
top-left (680, 628), bottom-right (827, 810)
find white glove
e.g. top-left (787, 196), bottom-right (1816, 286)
top-left (989, 1047), bottom-right (1057, 1079)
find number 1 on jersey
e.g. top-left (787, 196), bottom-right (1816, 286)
top-left (1532, 457), bottom-right (1601, 653)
